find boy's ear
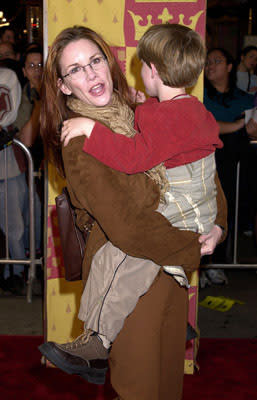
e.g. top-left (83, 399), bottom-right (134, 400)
top-left (150, 63), bottom-right (158, 78)
top-left (58, 78), bottom-right (72, 95)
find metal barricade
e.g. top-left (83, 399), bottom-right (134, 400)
top-left (0, 139), bottom-right (43, 302)
top-left (203, 160), bottom-right (257, 270)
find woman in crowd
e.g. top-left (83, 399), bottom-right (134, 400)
top-left (204, 47), bottom-right (257, 285)
top-left (236, 45), bottom-right (257, 94)
top-left (40, 26), bottom-right (227, 400)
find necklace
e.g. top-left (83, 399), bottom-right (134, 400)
top-left (171, 93), bottom-right (189, 100)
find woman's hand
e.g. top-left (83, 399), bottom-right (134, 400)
top-left (246, 117), bottom-right (257, 140)
top-left (129, 87), bottom-right (146, 103)
top-left (61, 117), bottom-right (95, 146)
top-left (199, 225), bottom-right (223, 256)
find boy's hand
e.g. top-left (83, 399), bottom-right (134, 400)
top-left (129, 87), bottom-right (146, 103)
top-left (61, 117), bottom-right (95, 146)
top-left (199, 225), bottom-right (223, 256)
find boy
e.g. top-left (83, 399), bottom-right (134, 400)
top-left (39, 24), bottom-right (224, 381)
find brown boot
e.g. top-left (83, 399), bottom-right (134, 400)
top-left (38, 330), bottom-right (109, 384)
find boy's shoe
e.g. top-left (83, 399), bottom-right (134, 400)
top-left (38, 330), bottom-right (109, 385)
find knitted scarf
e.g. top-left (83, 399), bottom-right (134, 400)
top-left (67, 92), bottom-right (169, 201)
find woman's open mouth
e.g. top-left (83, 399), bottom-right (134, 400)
top-left (90, 83), bottom-right (105, 96)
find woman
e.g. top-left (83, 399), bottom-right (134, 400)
top-left (204, 48), bottom-right (257, 283)
top-left (40, 27), bottom-right (227, 400)
top-left (236, 45), bottom-right (257, 94)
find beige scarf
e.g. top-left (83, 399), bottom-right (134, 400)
top-left (67, 92), bottom-right (169, 201)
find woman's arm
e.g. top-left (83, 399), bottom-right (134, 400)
top-left (249, 86), bottom-right (257, 93)
top-left (17, 100), bottom-right (41, 147)
top-left (217, 117), bottom-right (257, 139)
top-left (217, 118), bottom-right (245, 135)
top-left (245, 118), bottom-right (257, 140)
top-left (198, 172), bottom-right (227, 255)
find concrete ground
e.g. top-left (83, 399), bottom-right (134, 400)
top-left (198, 268), bottom-right (257, 338)
top-left (0, 234), bottom-right (256, 338)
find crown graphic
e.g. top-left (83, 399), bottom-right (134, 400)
top-left (128, 8), bottom-right (204, 41)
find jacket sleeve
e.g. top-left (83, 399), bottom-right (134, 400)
top-left (82, 100), bottom-right (221, 174)
top-left (82, 114), bottom-right (184, 174)
top-left (62, 137), bottom-right (201, 272)
top-left (82, 103), bottom-right (184, 174)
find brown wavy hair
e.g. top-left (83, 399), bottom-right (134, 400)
top-left (40, 25), bottom-right (133, 176)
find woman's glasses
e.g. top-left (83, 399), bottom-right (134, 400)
top-left (26, 63), bottom-right (43, 70)
top-left (62, 56), bottom-right (107, 80)
top-left (205, 59), bottom-right (225, 67)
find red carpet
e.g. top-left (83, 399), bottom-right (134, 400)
top-left (0, 336), bottom-right (256, 400)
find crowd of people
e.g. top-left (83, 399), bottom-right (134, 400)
top-left (201, 45), bottom-right (257, 287)
top-left (1, 20), bottom-right (257, 400)
top-left (0, 25), bottom-right (44, 295)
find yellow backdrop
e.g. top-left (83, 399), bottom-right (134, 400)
top-left (45, 0), bottom-right (207, 374)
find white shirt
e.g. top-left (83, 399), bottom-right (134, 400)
top-left (237, 70), bottom-right (257, 94)
top-left (0, 67), bottom-right (22, 179)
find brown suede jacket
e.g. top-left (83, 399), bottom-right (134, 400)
top-left (62, 137), bottom-right (227, 284)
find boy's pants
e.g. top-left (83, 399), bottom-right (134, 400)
top-left (78, 241), bottom-right (160, 342)
top-left (79, 243), bottom-right (188, 399)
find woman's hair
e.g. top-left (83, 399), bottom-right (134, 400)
top-left (137, 23), bottom-right (206, 88)
top-left (20, 45), bottom-right (43, 68)
top-left (41, 25), bottom-right (132, 176)
top-left (205, 47), bottom-right (239, 107)
top-left (240, 45), bottom-right (257, 57)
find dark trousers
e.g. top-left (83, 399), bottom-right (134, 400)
top-left (109, 270), bottom-right (188, 400)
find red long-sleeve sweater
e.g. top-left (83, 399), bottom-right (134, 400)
top-left (83, 96), bottom-right (223, 173)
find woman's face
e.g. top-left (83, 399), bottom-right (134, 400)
top-left (59, 39), bottom-right (113, 107)
top-left (241, 50), bottom-right (257, 72)
top-left (2, 29), bottom-right (15, 44)
top-left (23, 52), bottom-right (43, 88)
top-left (205, 50), bottom-right (232, 84)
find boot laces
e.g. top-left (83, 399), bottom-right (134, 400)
top-left (64, 329), bottom-right (93, 349)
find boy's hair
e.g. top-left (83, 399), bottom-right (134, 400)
top-left (137, 23), bottom-right (206, 88)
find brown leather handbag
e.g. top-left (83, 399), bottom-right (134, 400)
top-left (55, 187), bottom-right (94, 281)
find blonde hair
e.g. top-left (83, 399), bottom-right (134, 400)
top-left (137, 23), bottom-right (206, 88)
